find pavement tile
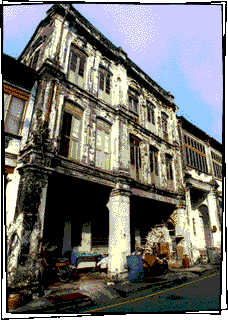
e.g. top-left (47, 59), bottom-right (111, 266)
top-left (46, 288), bottom-right (89, 304)
top-left (77, 281), bottom-right (120, 302)
top-left (12, 297), bottom-right (54, 313)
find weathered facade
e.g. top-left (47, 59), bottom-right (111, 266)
top-left (177, 116), bottom-right (222, 261)
top-left (5, 4), bottom-right (222, 278)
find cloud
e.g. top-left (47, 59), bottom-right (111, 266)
top-left (3, 5), bottom-right (37, 22)
top-left (102, 4), bottom-right (161, 53)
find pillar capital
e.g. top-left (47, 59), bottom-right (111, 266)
top-left (17, 164), bottom-right (52, 186)
top-left (110, 188), bottom-right (131, 198)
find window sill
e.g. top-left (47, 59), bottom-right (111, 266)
top-left (185, 164), bottom-right (210, 175)
top-left (5, 131), bottom-right (22, 140)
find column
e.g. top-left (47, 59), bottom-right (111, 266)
top-left (175, 204), bottom-right (192, 258)
top-left (207, 187), bottom-right (221, 248)
top-left (108, 186), bottom-right (131, 275)
top-left (80, 222), bottom-right (92, 252)
top-left (119, 119), bottom-right (130, 175)
top-left (7, 166), bottom-right (51, 286)
top-left (170, 202), bottom-right (190, 261)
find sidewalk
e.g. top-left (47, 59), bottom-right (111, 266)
top-left (10, 264), bottom-right (219, 313)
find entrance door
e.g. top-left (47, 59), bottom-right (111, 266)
top-left (130, 136), bottom-right (142, 181)
top-left (199, 205), bottom-right (212, 248)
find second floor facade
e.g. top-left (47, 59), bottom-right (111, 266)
top-left (178, 116), bottom-right (222, 194)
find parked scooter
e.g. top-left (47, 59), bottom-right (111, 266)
top-left (38, 243), bottom-right (75, 283)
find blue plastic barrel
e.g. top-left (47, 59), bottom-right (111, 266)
top-left (127, 255), bottom-right (144, 283)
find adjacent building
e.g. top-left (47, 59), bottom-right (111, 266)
top-left (4, 54), bottom-right (36, 225)
top-left (177, 116), bottom-right (222, 261)
top-left (5, 4), bottom-right (222, 277)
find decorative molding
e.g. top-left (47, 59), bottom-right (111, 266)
top-left (110, 188), bottom-right (131, 197)
top-left (131, 187), bottom-right (179, 205)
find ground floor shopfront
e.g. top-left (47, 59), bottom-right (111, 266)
top-left (8, 162), bottom-right (212, 279)
top-left (37, 168), bottom-right (190, 274)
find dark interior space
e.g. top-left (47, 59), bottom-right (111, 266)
top-left (130, 195), bottom-right (176, 252)
top-left (43, 172), bottom-right (112, 256)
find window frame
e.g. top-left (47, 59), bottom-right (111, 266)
top-left (68, 46), bottom-right (86, 80)
top-left (183, 133), bottom-right (208, 173)
top-left (4, 85), bottom-right (29, 136)
top-left (95, 118), bottom-right (111, 171)
top-left (161, 112), bottom-right (168, 141)
top-left (128, 88), bottom-right (139, 114)
top-left (130, 135), bottom-right (141, 169)
top-left (59, 102), bottom-right (84, 161)
top-left (98, 66), bottom-right (111, 95)
top-left (165, 154), bottom-right (173, 181)
top-left (149, 146), bottom-right (159, 176)
top-left (147, 101), bottom-right (155, 125)
top-left (211, 151), bottom-right (222, 179)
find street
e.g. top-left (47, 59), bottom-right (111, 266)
top-left (79, 272), bottom-right (220, 313)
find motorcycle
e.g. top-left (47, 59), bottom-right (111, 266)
top-left (38, 243), bottom-right (75, 284)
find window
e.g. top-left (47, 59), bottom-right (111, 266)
top-left (147, 102), bottom-right (155, 125)
top-left (60, 103), bottom-right (83, 160)
top-left (99, 67), bottom-right (111, 94)
top-left (130, 136), bottom-right (141, 168)
top-left (183, 134), bottom-right (208, 173)
top-left (96, 119), bottom-right (111, 171)
top-left (165, 154), bottom-right (173, 180)
top-left (211, 151), bottom-right (222, 179)
top-left (149, 146), bottom-right (158, 175)
top-left (68, 46), bottom-right (86, 84)
top-left (4, 92), bottom-right (27, 135)
top-left (161, 112), bottom-right (168, 142)
top-left (130, 135), bottom-right (142, 181)
top-left (128, 88), bottom-right (138, 113)
top-left (213, 163), bottom-right (222, 180)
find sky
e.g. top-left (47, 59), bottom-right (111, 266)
top-left (3, 3), bottom-right (223, 144)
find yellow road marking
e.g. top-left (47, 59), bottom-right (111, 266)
top-left (84, 272), bottom-right (219, 313)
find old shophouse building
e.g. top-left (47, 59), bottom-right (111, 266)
top-left (177, 116), bottom-right (222, 261)
top-left (5, 4), bottom-right (222, 276)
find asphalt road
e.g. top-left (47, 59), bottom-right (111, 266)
top-left (83, 272), bottom-right (220, 313)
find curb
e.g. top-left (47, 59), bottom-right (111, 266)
top-left (10, 265), bottom-right (219, 313)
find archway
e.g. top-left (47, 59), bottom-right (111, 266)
top-left (199, 205), bottom-right (212, 248)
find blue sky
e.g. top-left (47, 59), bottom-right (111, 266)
top-left (3, 3), bottom-right (223, 143)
